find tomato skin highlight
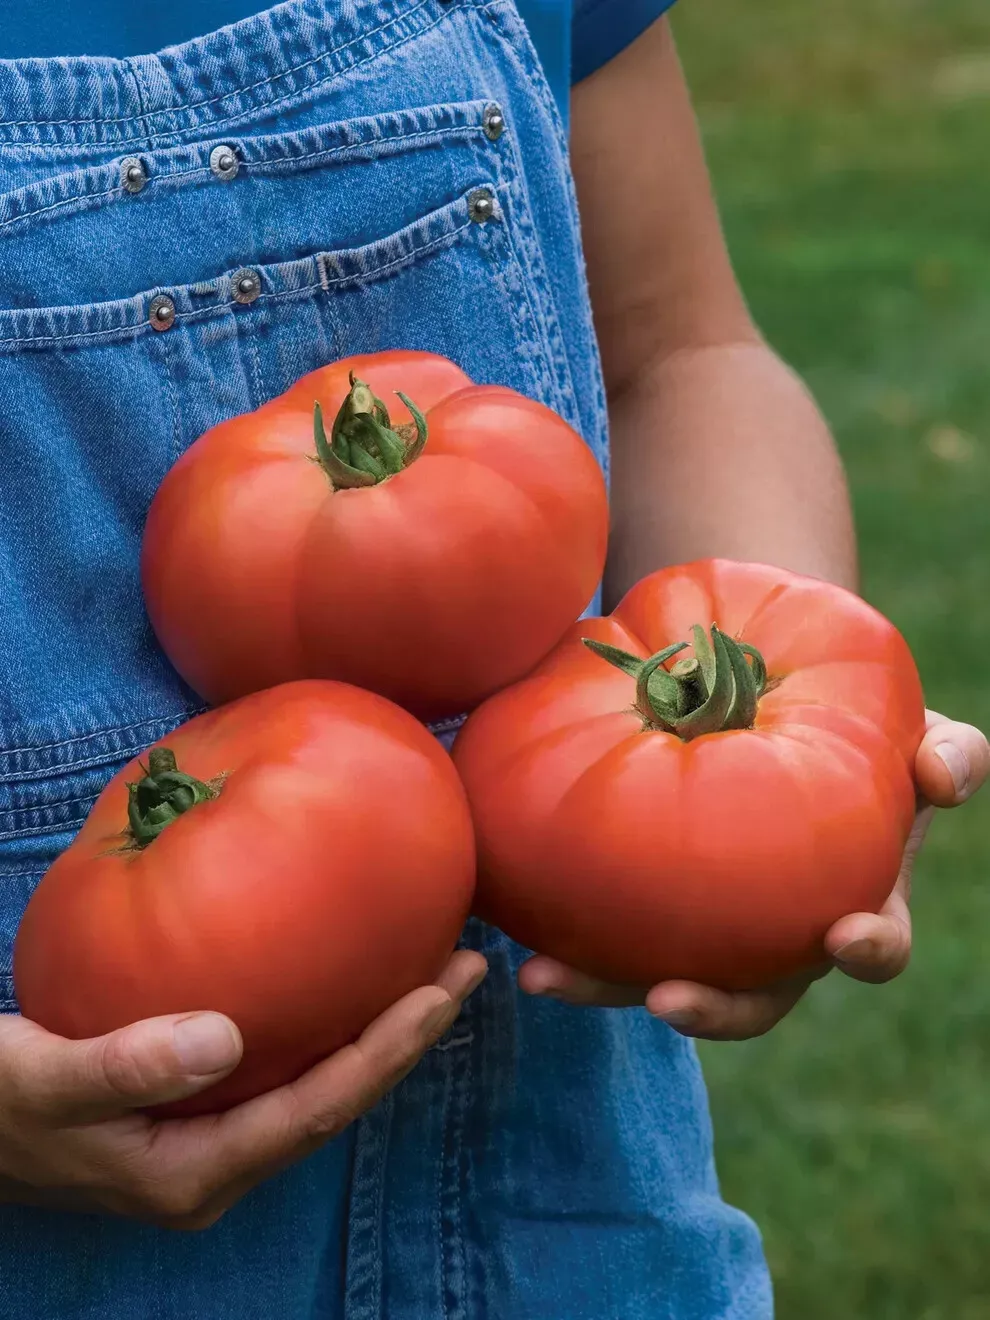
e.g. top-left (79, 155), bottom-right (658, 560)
top-left (453, 559), bottom-right (926, 991)
top-left (13, 681), bottom-right (476, 1117)
top-left (141, 351), bottom-right (609, 721)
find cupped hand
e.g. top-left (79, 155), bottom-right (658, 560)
top-left (519, 711), bottom-right (988, 1040)
top-left (0, 949), bottom-right (486, 1228)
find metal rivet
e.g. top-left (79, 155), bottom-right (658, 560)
top-left (149, 294), bottom-right (176, 331)
top-left (468, 187), bottom-right (496, 223)
top-left (120, 156), bottom-right (147, 193)
top-left (483, 105), bottom-right (505, 141)
top-left (210, 144), bottom-right (240, 180)
top-left (232, 268), bottom-right (261, 305)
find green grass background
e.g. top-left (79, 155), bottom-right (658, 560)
top-left (673, 4), bottom-right (990, 1317)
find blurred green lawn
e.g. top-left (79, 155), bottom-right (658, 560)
top-left (673, 3), bottom-right (990, 1316)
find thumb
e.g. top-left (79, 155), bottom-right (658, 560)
top-left (3, 1012), bottom-right (243, 1123)
top-left (915, 712), bottom-right (989, 807)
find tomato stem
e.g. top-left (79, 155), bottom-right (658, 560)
top-left (125, 748), bottom-right (221, 850)
top-left (583, 626), bottom-right (768, 739)
top-left (313, 376), bottom-right (428, 490)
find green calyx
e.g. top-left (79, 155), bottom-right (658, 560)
top-left (126, 748), bottom-right (221, 850)
top-left (583, 625), bottom-right (768, 740)
top-left (313, 373), bottom-right (428, 490)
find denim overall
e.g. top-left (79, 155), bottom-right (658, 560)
top-left (0, 3), bottom-right (772, 1315)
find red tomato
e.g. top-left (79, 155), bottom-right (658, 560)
top-left (14, 681), bottom-right (475, 1117)
top-left (453, 560), bottom-right (926, 991)
top-left (141, 351), bottom-right (609, 721)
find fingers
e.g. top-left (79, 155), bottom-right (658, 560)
top-left (518, 956), bottom-right (646, 1007)
top-left (194, 952), bottom-right (487, 1186)
top-left (645, 973), bottom-right (814, 1042)
top-left (916, 710), bottom-right (989, 807)
top-left (825, 885), bottom-right (912, 983)
top-left (0, 1012), bottom-right (243, 1124)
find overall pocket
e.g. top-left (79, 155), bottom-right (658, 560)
top-left (0, 99), bottom-right (562, 1004)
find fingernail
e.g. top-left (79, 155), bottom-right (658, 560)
top-left (173, 1013), bottom-right (242, 1076)
top-left (464, 966), bottom-right (488, 998)
top-left (935, 742), bottom-right (970, 798)
top-left (833, 938), bottom-right (875, 965)
top-left (652, 1007), bottom-right (698, 1029)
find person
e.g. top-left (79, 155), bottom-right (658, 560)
top-left (0, 2), bottom-right (985, 1317)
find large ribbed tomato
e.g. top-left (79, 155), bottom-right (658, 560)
top-left (141, 351), bottom-right (608, 721)
top-left (453, 560), bottom-right (926, 991)
top-left (14, 681), bottom-right (475, 1117)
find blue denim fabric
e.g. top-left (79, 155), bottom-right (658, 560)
top-left (0, 2), bottom-right (773, 1316)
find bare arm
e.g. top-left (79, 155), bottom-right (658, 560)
top-left (570, 17), bottom-right (857, 604)
top-left (517, 20), bottom-right (988, 1034)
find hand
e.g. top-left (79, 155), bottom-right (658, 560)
top-left (519, 711), bottom-right (988, 1040)
top-left (0, 949), bottom-right (486, 1229)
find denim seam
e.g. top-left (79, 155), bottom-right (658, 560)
top-left (476, 13), bottom-right (584, 429)
top-left (0, 713), bottom-right (191, 760)
top-left (0, 1), bottom-right (502, 146)
top-left (322, 218), bottom-right (474, 285)
top-left (247, 326), bottom-right (266, 410)
top-left (481, 0), bottom-right (611, 466)
top-left (343, 1094), bottom-right (393, 1316)
top-left (0, 211), bottom-right (482, 348)
top-left (0, 126), bottom-right (481, 235)
top-left (0, 791), bottom-right (99, 821)
top-left (442, 994), bottom-right (471, 1320)
top-left (0, 181), bottom-right (120, 233)
top-left (0, 872), bottom-right (45, 881)
top-left (149, 3), bottom-right (495, 147)
top-left (0, 0), bottom-right (438, 130)
top-left (0, 286), bottom-right (325, 348)
top-left (161, 324), bottom-right (183, 464)
top-left (123, 56), bottom-right (157, 153)
top-left (0, 801), bottom-right (99, 839)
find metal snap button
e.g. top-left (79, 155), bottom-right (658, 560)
top-left (149, 294), bottom-right (176, 331)
top-left (468, 187), bottom-right (497, 223)
top-left (210, 144), bottom-right (240, 181)
top-left (232, 268), bottom-right (261, 305)
top-left (120, 156), bottom-right (147, 193)
top-left (483, 104), bottom-right (505, 141)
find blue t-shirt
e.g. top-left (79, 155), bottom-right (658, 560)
top-left (0, 1), bottom-right (676, 118)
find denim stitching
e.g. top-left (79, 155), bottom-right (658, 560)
top-left (0, 872), bottom-right (45, 881)
top-left (161, 323), bottom-right (183, 464)
top-left (0, 285), bottom-right (323, 348)
top-left (482, 3), bottom-right (611, 446)
top-left (0, 0), bottom-right (438, 130)
top-left (0, 1), bottom-right (505, 144)
top-left (123, 56), bottom-right (156, 153)
top-left (146, 4), bottom-right (497, 147)
top-left (0, 125), bottom-right (479, 234)
top-left (247, 328), bottom-right (266, 410)
top-left (476, 13), bottom-right (583, 426)
top-left (0, 207), bottom-right (480, 347)
top-left (0, 801), bottom-right (99, 838)
top-left (247, 123), bottom-right (479, 176)
top-left (0, 792), bottom-right (100, 821)
top-left (0, 714), bottom-right (190, 758)
top-left (322, 218), bottom-right (474, 286)
top-left (0, 746), bottom-right (165, 782)
top-left (0, 182), bottom-right (121, 233)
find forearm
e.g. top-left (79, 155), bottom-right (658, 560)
top-left (604, 340), bottom-right (858, 608)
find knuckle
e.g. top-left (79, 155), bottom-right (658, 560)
top-left (94, 1032), bottom-right (161, 1100)
top-left (301, 1100), bottom-right (358, 1145)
